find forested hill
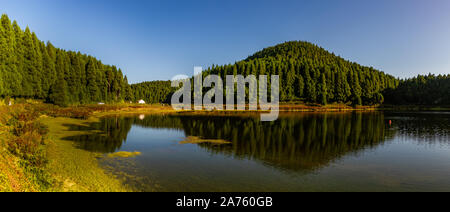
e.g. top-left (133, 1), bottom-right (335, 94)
top-left (0, 14), bottom-right (133, 106)
top-left (131, 81), bottom-right (175, 104)
top-left (204, 41), bottom-right (399, 105)
top-left (132, 42), bottom-right (400, 106)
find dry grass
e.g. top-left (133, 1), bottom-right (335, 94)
top-left (0, 105), bottom-right (50, 191)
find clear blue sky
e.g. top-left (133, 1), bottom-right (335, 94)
top-left (2, 0), bottom-right (450, 83)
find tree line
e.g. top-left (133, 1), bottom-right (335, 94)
top-left (384, 74), bottom-right (450, 105)
top-left (0, 14), bottom-right (133, 106)
top-left (131, 81), bottom-right (175, 104)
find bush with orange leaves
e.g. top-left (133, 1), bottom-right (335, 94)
top-left (2, 104), bottom-right (53, 190)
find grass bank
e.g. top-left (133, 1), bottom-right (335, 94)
top-left (41, 116), bottom-right (130, 191)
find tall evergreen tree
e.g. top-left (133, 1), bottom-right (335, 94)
top-left (319, 74), bottom-right (327, 105)
top-left (48, 71), bottom-right (68, 107)
top-left (22, 27), bottom-right (39, 97)
top-left (1, 15), bottom-right (18, 97)
top-left (351, 70), bottom-right (363, 105)
top-left (0, 18), bottom-right (5, 97)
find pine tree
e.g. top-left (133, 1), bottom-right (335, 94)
top-left (0, 19), bottom-right (5, 97)
top-left (123, 76), bottom-right (133, 101)
top-left (68, 51), bottom-right (82, 103)
top-left (22, 27), bottom-right (38, 97)
top-left (285, 61), bottom-right (296, 100)
top-left (351, 70), bottom-right (362, 105)
top-left (11, 20), bottom-right (23, 96)
top-left (335, 71), bottom-right (348, 103)
top-left (41, 42), bottom-right (54, 97)
top-left (32, 32), bottom-right (44, 98)
top-left (48, 71), bottom-right (68, 107)
top-left (1, 15), bottom-right (18, 97)
top-left (297, 75), bottom-right (304, 98)
top-left (86, 58), bottom-right (100, 102)
top-left (305, 66), bottom-right (316, 102)
top-left (319, 74), bottom-right (327, 105)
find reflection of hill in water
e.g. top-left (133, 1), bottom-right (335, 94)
top-left (176, 113), bottom-right (391, 172)
top-left (62, 112), bottom-right (401, 172)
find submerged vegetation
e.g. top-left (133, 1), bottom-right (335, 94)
top-left (107, 151), bottom-right (142, 158)
top-left (180, 136), bottom-right (231, 145)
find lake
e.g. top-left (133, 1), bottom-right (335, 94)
top-left (62, 111), bottom-right (450, 191)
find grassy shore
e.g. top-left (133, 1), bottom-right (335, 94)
top-left (41, 116), bottom-right (130, 191)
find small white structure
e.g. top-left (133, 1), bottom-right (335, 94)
top-left (98, 102), bottom-right (105, 105)
top-left (138, 99), bottom-right (146, 104)
top-left (8, 101), bottom-right (12, 106)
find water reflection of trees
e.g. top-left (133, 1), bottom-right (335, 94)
top-left (62, 117), bottom-right (134, 153)
top-left (175, 113), bottom-right (391, 171)
top-left (63, 112), bottom-right (396, 171)
top-left (61, 112), bottom-right (449, 172)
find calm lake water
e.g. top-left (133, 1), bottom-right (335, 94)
top-left (63, 111), bottom-right (450, 191)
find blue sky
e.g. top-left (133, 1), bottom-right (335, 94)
top-left (2, 0), bottom-right (450, 83)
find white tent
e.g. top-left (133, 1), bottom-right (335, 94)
top-left (138, 99), bottom-right (146, 104)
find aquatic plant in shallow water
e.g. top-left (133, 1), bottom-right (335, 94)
top-left (107, 151), bottom-right (142, 158)
top-left (180, 136), bottom-right (231, 145)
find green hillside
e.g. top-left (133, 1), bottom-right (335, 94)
top-left (132, 41), bottom-right (400, 106)
top-left (204, 41), bottom-right (399, 105)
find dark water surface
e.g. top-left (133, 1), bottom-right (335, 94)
top-left (63, 111), bottom-right (450, 191)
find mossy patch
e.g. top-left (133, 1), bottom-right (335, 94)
top-left (107, 151), bottom-right (141, 158)
top-left (41, 116), bottom-right (132, 192)
top-left (180, 136), bottom-right (231, 145)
